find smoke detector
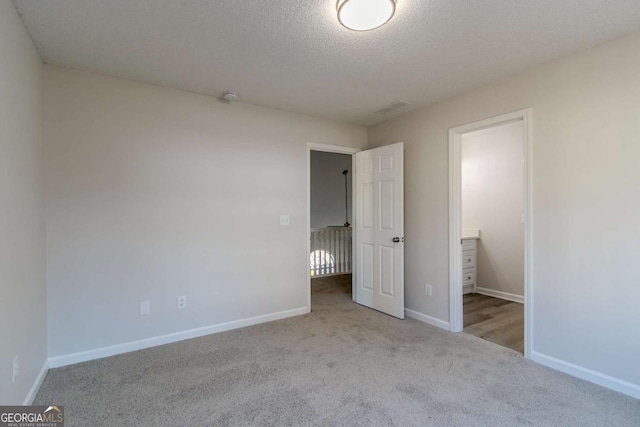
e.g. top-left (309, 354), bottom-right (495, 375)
top-left (222, 91), bottom-right (238, 102)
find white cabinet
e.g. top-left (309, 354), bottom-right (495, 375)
top-left (462, 238), bottom-right (477, 295)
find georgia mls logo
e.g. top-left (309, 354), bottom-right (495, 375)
top-left (0, 405), bottom-right (64, 427)
top-left (44, 406), bottom-right (63, 419)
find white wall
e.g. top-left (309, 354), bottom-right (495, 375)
top-left (310, 151), bottom-right (352, 228)
top-left (368, 31), bottom-right (640, 390)
top-left (43, 66), bottom-right (367, 358)
top-left (0, 0), bottom-right (46, 405)
top-left (462, 121), bottom-right (524, 297)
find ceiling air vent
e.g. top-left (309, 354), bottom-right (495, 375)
top-left (378, 100), bottom-right (410, 114)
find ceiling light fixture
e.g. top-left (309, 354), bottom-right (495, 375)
top-left (337, 0), bottom-right (396, 32)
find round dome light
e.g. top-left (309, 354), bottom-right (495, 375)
top-left (337, 0), bottom-right (397, 32)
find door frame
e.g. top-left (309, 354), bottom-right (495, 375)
top-left (306, 142), bottom-right (361, 312)
top-left (448, 108), bottom-right (533, 358)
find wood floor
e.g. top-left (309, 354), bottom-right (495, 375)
top-left (463, 293), bottom-right (524, 354)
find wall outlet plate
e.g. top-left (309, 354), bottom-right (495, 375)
top-left (279, 215), bottom-right (290, 226)
top-left (424, 284), bottom-right (433, 297)
top-left (177, 296), bottom-right (187, 310)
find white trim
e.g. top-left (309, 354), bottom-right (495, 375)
top-left (475, 287), bottom-right (524, 304)
top-left (307, 142), bottom-right (362, 155)
top-left (306, 142), bottom-right (361, 307)
top-left (23, 359), bottom-right (49, 405)
top-left (531, 351), bottom-right (640, 399)
top-left (405, 309), bottom-right (450, 331)
top-left (48, 307), bottom-right (307, 368)
top-left (448, 127), bottom-right (463, 332)
top-left (524, 109), bottom-right (533, 360)
top-left (350, 154), bottom-right (357, 303)
top-left (448, 108), bottom-right (533, 359)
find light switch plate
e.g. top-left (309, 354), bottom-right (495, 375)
top-left (280, 215), bottom-right (290, 226)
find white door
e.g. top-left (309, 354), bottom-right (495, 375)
top-left (354, 143), bottom-right (404, 319)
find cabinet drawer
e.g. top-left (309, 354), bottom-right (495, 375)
top-left (463, 268), bottom-right (475, 285)
top-left (462, 239), bottom-right (476, 251)
top-left (463, 267), bottom-right (475, 285)
top-left (463, 254), bottom-right (476, 268)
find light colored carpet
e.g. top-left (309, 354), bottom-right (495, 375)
top-left (35, 275), bottom-right (639, 426)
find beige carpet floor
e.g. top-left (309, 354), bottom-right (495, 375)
top-left (35, 275), bottom-right (639, 426)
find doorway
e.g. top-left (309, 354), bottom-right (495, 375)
top-left (306, 143), bottom-right (360, 312)
top-left (309, 148), bottom-right (355, 306)
top-left (448, 109), bottom-right (532, 357)
top-left (306, 142), bottom-right (405, 319)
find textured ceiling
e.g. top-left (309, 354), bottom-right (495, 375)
top-left (13, 0), bottom-right (640, 125)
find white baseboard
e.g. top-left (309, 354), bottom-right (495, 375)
top-left (531, 351), bottom-right (640, 399)
top-left (405, 308), bottom-right (450, 331)
top-left (49, 306), bottom-right (309, 368)
top-left (476, 287), bottom-right (524, 304)
top-left (23, 359), bottom-right (49, 405)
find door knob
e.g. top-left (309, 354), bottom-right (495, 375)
top-left (393, 237), bottom-right (401, 243)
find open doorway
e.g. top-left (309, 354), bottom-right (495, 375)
top-left (306, 143), bottom-right (359, 312)
top-left (310, 150), bottom-right (353, 300)
top-left (449, 109), bottom-right (532, 357)
top-left (461, 121), bottom-right (524, 353)
top-left (306, 142), bottom-right (405, 318)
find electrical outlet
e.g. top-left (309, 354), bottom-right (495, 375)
top-left (279, 215), bottom-right (290, 226)
top-left (140, 300), bottom-right (150, 316)
top-left (12, 356), bottom-right (19, 383)
top-left (177, 296), bottom-right (187, 310)
top-left (424, 284), bottom-right (433, 297)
